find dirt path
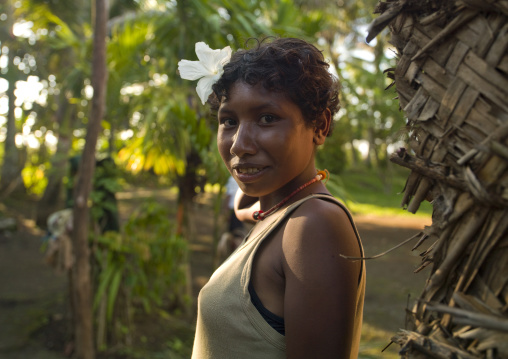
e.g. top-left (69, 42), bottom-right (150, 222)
top-left (0, 190), bottom-right (432, 358)
top-left (0, 219), bottom-right (68, 359)
top-left (354, 215), bottom-right (430, 332)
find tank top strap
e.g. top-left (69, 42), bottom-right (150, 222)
top-left (239, 193), bottom-right (364, 261)
top-left (273, 194), bottom-right (365, 275)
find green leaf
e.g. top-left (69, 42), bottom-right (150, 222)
top-left (107, 268), bottom-right (123, 321)
top-left (93, 262), bottom-right (117, 310)
top-left (235, 13), bottom-right (256, 37)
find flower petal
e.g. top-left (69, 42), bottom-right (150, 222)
top-left (196, 74), bottom-right (219, 105)
top-left (195, 42), bottom-right (232, 73)
top-left (178, 42), bottom-right (232, 104)
top-left (219, 46), bottom-right (232, 65)
top-left (178, 59), bottom-right (210, 80)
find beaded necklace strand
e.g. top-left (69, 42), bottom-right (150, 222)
top-left (252, 169), bottom-right (329, 221)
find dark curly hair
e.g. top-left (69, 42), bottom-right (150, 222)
top-left (209, 37), bottom-right (340, 135)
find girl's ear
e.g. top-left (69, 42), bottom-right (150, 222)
top-left (313, 109), bottom-right (331, 145)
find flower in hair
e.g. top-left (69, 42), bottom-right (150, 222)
top-left (178, 42), bottom-right (232, 105)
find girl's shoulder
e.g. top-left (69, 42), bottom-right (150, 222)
top-left (278, 195), bottom-right (364, 358)
top-left (281, 196), bottom-right (361, 259)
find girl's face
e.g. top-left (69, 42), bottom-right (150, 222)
top-left (217, 81), bottom-right (318, 203)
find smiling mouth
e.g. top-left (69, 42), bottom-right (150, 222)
top-left (236, 167), bottom-right (263, 174)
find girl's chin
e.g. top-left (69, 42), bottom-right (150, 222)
top-left (238, 184), bottom-right (270, 198)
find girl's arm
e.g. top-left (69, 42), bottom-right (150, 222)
top-left (233, 189), bottom-right (260, 224)
top-left (282, 199), bottom-right (362, 358)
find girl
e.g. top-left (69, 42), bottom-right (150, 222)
top-left (179, 37), bottom-right (365, 359)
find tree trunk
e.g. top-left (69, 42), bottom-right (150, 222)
top-left (365, 126), bottom-right (378, 168)
top-left (175, 149), bottom-right (201, 314)
top-left (350, 139), bottom-right (359, 167)
top-left (0, 2), bottom-right (25, 195)
top-left (0, 70), bottom-right (24, 194)
top-left (71, 0), bottom-right (108, 358)
top-left (176, 150), bottom-right (201, 236)
top-left (107, 120), bottom-right (115, 156)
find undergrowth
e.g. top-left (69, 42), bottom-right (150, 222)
top-left (329, 167), bottom-right (432, 218)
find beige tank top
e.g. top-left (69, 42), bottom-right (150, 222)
top-left (192, 194), bottom-right (366, 358)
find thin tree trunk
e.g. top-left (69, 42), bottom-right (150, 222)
top-left (71, 0), bottom-right (108, 358)
top-left (350, 139), bottom-right (359, 167)
top-left (0, 73), bottom-right (23, 194)
top-left (365, 126), bottom-right (378, 168)
top-left (0, 2), bottom-right (25, 194)
top-left (107, 121), bottom-right (115, 156)
top-left (175, 149), bottom-right (201, 314)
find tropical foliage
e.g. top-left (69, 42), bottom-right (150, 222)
top-left (93, 200), bottom-right (187, 349)
top-left (1, 0), bottom-right (404, 200)
top-left (0, 0), bottom-right (408, 354)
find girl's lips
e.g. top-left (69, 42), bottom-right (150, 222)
top-left (233, 166), bottom-right (268, 183)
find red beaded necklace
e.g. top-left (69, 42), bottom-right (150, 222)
top-left (252, 170), bottom-right (329, 221)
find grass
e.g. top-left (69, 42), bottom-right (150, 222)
top-left (328, 167), bottom-right (433, 219)
top-left (359, 323), bottom-right (400, 359)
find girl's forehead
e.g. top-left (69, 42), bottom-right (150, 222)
top-left (218, 82), bottom-right (305, 123)
top-left (220, 81), bottom-right (291, 106)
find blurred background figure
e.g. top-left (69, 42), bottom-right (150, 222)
top-left (216, 175), bottom-right (246, 263)
top-left (44, 156), bottom-right (120, 271)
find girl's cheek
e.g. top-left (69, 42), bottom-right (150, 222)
top-left (217, 136), bottom-right (231, 159)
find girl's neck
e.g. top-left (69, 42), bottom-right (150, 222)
top-left (258, 171), bottom-right (328, 213)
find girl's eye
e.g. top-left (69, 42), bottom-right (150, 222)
top-left (220, 118), bottom-right (237, 128)
top-left (259, 115), bottom-right (277, 124)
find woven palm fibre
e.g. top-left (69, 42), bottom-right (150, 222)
top-left (367, 1), bottom-right (508, 358)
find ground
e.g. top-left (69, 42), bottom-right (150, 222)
top-left (0, 188), bottom-right (431, 358)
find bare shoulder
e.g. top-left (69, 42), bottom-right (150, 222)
top-left (280, 196), bottom-right (363, 358)
top-left (282, 196), bottom-right (361, 259)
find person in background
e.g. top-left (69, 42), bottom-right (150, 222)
top-left (225, 175), bottom-right (245, 235)
top-left (216, 175), bottom-right (247, 262)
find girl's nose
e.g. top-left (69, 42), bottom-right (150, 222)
top-left (230, 124), bottom-right (257, 157)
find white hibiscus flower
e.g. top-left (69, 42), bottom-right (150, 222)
top-left (178, 42), bottom-right (232, 105)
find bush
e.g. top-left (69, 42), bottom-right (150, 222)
top-left (93, 200), bottom-right (188, 349)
